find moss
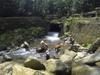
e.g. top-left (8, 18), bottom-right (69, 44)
top-left (82, 43), bottom-right (92, 48)
top-left (63, 16), bottom-right (90, 26)
top-left (50, 19), bottom-right (62, 24)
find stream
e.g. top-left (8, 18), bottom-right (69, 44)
top-left (0, 32), bottom-right (61, 62)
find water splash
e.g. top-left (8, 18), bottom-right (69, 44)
top-left (45, 32), bottom-right (60, 42)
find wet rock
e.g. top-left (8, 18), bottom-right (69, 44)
top-left (45, 59), bottom-right (68, 75)
top-left (72, 63), bottom-right (100, 75)
top-left (3, 48), bottom-right (36, 60)
top-left (3, 54), bottom-right (12, 62)
top-left (24, 56), bottom-right (45, 70)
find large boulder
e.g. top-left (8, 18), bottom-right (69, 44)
top-left (12, 64), bottom-right (52, 75)
top-left (72, 63), bottom-right (100, 75)
top-left (76, 52), bottom-right (100, 64)
top-left (64, 50), bottom-right (77, 58)
top-left (60, 50), bottom-right (77, 66)
top-left (74, 51), bottom-right (87, 60)
top-left (59, 54), bottom-right (74, 74)
top-left (12, 64), bottom-right (36, 75)
top-left (45, 59), bottom-right (68, 75)
top-left (24, 56), bottom-right (45, 70)
top-left (0, 62), bottom-right (13, 75)
top-left (60, 54), bottom-right (73, 65)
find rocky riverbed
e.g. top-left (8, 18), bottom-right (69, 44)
top-left (0, 38), bottom-right (100, 75)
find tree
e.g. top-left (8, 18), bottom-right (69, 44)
top-left (0, 0), bottom-right (18, 17)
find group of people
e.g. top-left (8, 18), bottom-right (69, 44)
top-left (38, 34), bottom-right (75, 53)
top-left (14, 34), bottom-right (75, 53)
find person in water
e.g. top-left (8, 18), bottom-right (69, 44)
top-left (20, 41), bottom-right (30, 51)
top-left (39, 39), bottom-right (48, 52)
top-left (64, 35), bottom-right (75, 50)
top-left (55, 42), bottom-right (63, 53)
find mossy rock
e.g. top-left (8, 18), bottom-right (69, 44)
top-left (12, 64), bottom-right (53, 75)
top-left (24, 57), bottom-right (45, 70)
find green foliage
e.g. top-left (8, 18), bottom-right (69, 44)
top-left (64, 16), bottom-right (90, 26)
top-left (0, 0), bottom-right (99, 17)
top-left (64, 32), bottom-right (70, 36)
top-left (82, 43), bottom-right (92, 48)
top-left (0, 27), bottom-right (46, 46)
top-left (31, 27), bottom-right (46, 37)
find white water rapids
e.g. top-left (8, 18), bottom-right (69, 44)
top-left (45, 32), bottom-right (60, 42)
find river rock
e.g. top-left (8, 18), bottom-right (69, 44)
top-left (24, 56), bottom-right (45, 70)
top-left (12, 64), bottom-right (37, 75)
top-left (77, 52), bottom-right (100, 64)
top-left (64, 50), bottom-right (77, 58)
top-left (59, 54), bottom-right (74, 73)
top-left (0, 62), bottom-right (13, 75)
top-left (12, 64), bottom-right (53, 75)
top-left (72, 63), bottom-right (100, 75)
top-left (74, 51), bottom-right (87, 60)
top-left (60, 54), bottom-right (73, 65)
top-left (45, 59), bottom-right (68, 75)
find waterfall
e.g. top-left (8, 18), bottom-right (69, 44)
top-left (45, 32), bottom-right (60, 42)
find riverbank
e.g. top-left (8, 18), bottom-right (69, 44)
top-left (0, 37), bottom-right (100, 75)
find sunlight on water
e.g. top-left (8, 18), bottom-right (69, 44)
top-left (45, 32), bottom-right (60, 42)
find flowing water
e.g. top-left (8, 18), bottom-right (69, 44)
top-left (0, 32), bottom-right (61, 63)
top-left (45, 32), bottom-right (60, 44)
top-left (31, 32), bottom-right (61, 48)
